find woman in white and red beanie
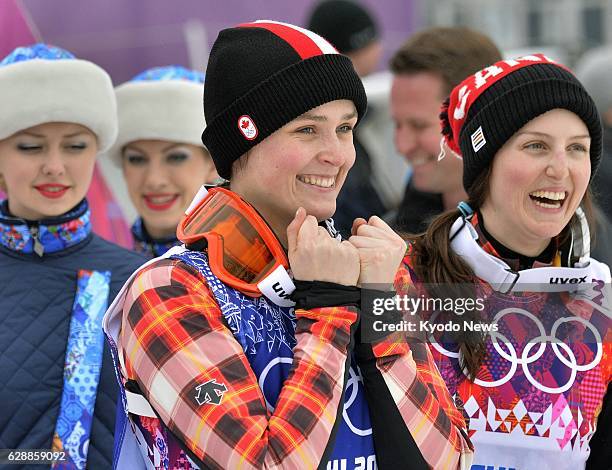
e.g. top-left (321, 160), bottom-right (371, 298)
top-left (405, 54), bottom-right (611, 470)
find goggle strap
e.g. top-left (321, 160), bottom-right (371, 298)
top-left (186, 239), bottom-right (208, 252)
top-left (257, 265), bottom-right (296, 307)
top-left (185, 185), bottom-right (210, 217)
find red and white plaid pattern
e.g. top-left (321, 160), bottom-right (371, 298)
top-left (119, 257), bottom-right (473, 469)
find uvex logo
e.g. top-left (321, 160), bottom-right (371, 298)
top-left (272, 282), bottom-right (291, 299)
top-left (549, 276), bottom-right (587, 284)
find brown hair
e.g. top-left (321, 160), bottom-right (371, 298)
top-left (409, 167), bottom-right (596, 379)
top-left (390, 27), bottom-right (502, 95)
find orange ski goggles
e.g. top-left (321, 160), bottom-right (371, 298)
top-left (177, 186), bottom-right (292, 299)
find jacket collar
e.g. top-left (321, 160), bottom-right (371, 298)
top-left (130, 217), bottom-right (180, 258)
top-left (0, 199), bottom-right (91, 256)
top-left (471, 211), bottom-right (557, 271)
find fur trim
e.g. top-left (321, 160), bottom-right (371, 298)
top-left (109, 80), bottom-right (206, 165)
top-left (0, 59), bottom-right (117, 152)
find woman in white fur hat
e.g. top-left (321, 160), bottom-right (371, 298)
top-left (110, 66), bottom-right (218, 258)
top-left (0, 44), bottom-right (146, 469)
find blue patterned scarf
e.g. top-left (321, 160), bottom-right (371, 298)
top-left (131, 217), bottom-right (179, 258)
top-left (0, 199), bottom-right (91, 256)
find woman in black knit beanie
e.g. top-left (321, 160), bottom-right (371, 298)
top-left (104, 20), bottom-right (473, 470)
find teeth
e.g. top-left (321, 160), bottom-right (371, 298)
top-left (46, 187), bottom-right (65, 192)
top-left (147, 195), bottom-right (176, 204)
top-left (533, 199), bottom-right (561, 209)
top-left (529, 190), bottom-right (565, 201)
top-left (411, 156), bottom-right (432, 166)
top-left (297, 175), bottom-right (335, 188)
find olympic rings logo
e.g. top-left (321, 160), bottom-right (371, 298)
top-left (429, 307), bottom-right (603, 393)
top-left (342, 367), bottom-right (372, 436)
top-left (259, 359), bottom-right (372, 436)
top-left (258, 357), bottom-right (294, 412)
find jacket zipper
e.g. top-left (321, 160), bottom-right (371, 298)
top-left (30, 224), bottom-right (45, 257)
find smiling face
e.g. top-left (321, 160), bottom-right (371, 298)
top-left (122, 140), bottom-right (218, 239)
top-left (480, 108), bottom-right (592, 256)
top-left (229, 99), bottom-right (358, 244)
top-left (0, 122), bottom-right (98, 220)
top-left (391, 71), bottom-right (464, 195)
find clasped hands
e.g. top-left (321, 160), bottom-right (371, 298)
top-left (287, 207), bottom-right (407, 287)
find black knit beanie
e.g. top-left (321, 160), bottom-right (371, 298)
top-left (306, 0), bottom-right (379, 54)
top-left (439, 54), bottom-right (602, 192)
top-left (202, 20), bottom-right (368, 180)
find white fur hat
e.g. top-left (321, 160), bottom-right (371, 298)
top-left (0, 44), bottom-right (117, 153)
top-left (110, 66), bottom-right (206, 165)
